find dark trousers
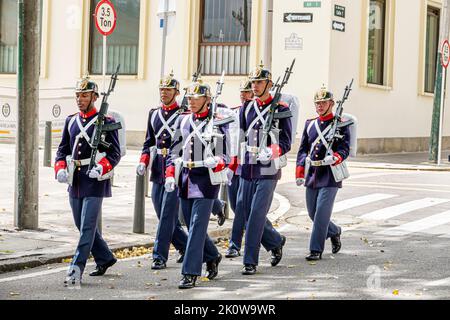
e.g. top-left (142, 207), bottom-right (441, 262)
top-left (237, 178), bottom-right (283, 266)
top-left (151, 183), bottom-right (188, 262)
top-left (227, 175), bottom-right (246, 251)
top-left (305, 187), bottom-right (341, 253)
top-left (69, 197), bottom-right (115, 277)
top-left (180, 198), bottom-right (220, 276)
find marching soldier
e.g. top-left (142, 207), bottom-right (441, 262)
top-left (165, 81), bottom-right (228, 289)
top-left (55, 76), bottom-right (121, 286)
top-left (237, 64), bottom-right (292, 275)
top-left (295, 87), bottom-right (350, 261)
top-left (136, 73), bottom-right (188, 270)
top-left (225, 79), bottom-right (253, 258)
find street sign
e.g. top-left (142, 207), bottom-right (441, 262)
top-left (304, 1), bottom-right (321, 8)
top-left (335, 5), bottom-right (346, 18)
top-left (283, 13), bottom-right (313, 23)
top-left (94, 0), bottom-right (117, 36)
top-left (441, 40), bottom-right (450, 69)
top-left (332, 20), bottom-right (345, 32)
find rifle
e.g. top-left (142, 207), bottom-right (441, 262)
top-left (325, 79), bottom-right (354, 156)
top-left (204, 71), bottom-right (226, 146)
top-left (87, 65), bottom-right (122, 173)
top-left (258, 59), bottom-right (295, 153)
top-left (180, 64), bottom-right (203, 112)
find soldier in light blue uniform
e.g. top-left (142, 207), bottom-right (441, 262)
top-left (237, 65), bottom-right (292, 275)
top-left (165, 81), bottom-right (228, 289)
top-left (55, 77), bottom-right (121, 286)
top-left (296, 88), bottom-right (350, 261)
top-left (136, 73), bottom-right (188, 270)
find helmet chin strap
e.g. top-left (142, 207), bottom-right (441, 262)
top-left (320, 102), bottom-right (334, 117)
top-left (256, 80), bottom-right (271, 98)
top-left (161, 91), bottom-right (177, 107)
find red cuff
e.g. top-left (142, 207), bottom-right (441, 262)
top-left (214, 159), bottom-right (226, 173)
top-left (270, 144), bottom-right (282, 160)
top-left (333, 152), bottom-right (343, 166)
top-left (54, 160), bottom-right (67, 176)
top-left (98, 158), bottom-right (113, 175)
top-left (228, 156), bottom-right (239, 173)
top-left (166, 165), bottom-right (175, 178)
top-left (296, 166), bottom-right (305, 179)
top-left (140, 153), bottom-right (150, 167)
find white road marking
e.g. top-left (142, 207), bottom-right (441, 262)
top-left (360, 198), bottom-right (450, 221)
top-left (376, 210), bottom-right (450, 236)
top-left (0, 255), bottom-right (150, 284)
top-left (333, 193), bottom-right (398, 213)
top-left (348, 172), bottom-right (400, 180)
top-left (426, 277), bottom-right (450, 287)
top-left (346, 183), bottom-right (450, 194)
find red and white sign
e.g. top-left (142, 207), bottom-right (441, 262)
top-left (441, 40), bottom-right (450, 69)
top-left (94, 0), bottom-right (117, 36)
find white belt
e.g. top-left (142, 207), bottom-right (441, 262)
top-left (306, 157), bottom-right (328, 167)
top-left (156, 148), bottom-right (169, 156)
top-left (183, 160), bottom-right (206, 169)
top-left (246, 145), bottom-right (259, 154)
top-left (70, 158), bottom-right (91, 167)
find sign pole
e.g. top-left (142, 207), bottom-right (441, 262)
top-left (438, 66), bottom-right (446, 166)
top-left (103, 35), bottom-right (107, 92)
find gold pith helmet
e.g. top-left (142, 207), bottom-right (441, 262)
top-left (185, 80), bottom-right (211, 98)
top-left (75, 74), bottom-right (99, 96)
top-left (248, 61), bottom-right (272, 82)
top-left (159, 71), bottom-right (180, 91)
top-left (314, 86), bottom-right (334, 103)
top-left (239, 78), bottom-right (252, 92)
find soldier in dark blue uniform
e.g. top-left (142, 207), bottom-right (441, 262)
top-left (237, 65), bottom-right (292, 275)
top-left (295, 88), bottom-right (350, 261)
top-left (225, 79), bottom-right (253, 258)
top-left (55, 77), bottom-right (121, 286)
top-left (165, 81), bottom-right (228, 289)
top-left (136, 73), bottom-right (188, 270)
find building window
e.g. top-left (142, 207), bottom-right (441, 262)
top-left (199, 0), bottom-right (252, 75)
top-left (89, 0), bottom-right (140, 75)
top-left (425, 6), bottom-right (440, 94)
top-left (367, 0), bottom-right (386, 85)
top-left (0, 0), bottom-right (44, 74)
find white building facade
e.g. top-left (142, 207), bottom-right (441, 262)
top-left (0, 0), bottom-right (448, 154)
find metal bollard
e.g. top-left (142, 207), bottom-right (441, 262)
top-left (178, 206), bottom-right (186, 226)
top-left (43, 121), bottom-right (52, 167)
top-left (133, 173), bottom-right (146, 233)
top-left (144, 168), bottom-right (150, 197)
top-left (97, 208), bottom-right (102, 235)
top-left (219, 185), bottom-right (230, 219)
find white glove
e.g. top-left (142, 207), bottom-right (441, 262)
top-left (136, 163), bottom-right (146, 176)
top-left (323, 155), bottom-right (338, 166)
top-left (204, 156), bottom-right (220, 169)
top-left (225, 168), bottom-right (234, 186)
top-left (165, 177), bottom-right (176, 193)
top-left (296, 178), bottom-right (305, 187)
top-left (257, 147), bottom-right (272, 162)
top-left (57, 169), bottom-right (69, 184)
top-left (88, 164), bottom-right (103, 179)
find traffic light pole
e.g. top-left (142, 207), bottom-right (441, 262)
top-left (14, 0), bottom-right (41, 229)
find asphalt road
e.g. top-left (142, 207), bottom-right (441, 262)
top-left (1, 167), bottom-right (450, 300)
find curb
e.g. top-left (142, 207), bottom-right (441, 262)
top-left (0, 228), bottom-right (232, 274)
top-left (348, 162), bottom-right (450, 172)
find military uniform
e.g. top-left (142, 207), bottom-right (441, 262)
top-left (165, 82), bottom-right (228, 289)
top-left (296, 88), bottom-right (350, 260)
top-left (137, 74), bottom-right (188, 269)
top-left (237, 66), bottom-right (292, 274)
top-left (55, 77), bottom-right (121, 284)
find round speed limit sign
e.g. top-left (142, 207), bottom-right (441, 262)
top-left (94, 0), bottom-right (117, 36)
top-left (442, 40), bottom-right (450, 69)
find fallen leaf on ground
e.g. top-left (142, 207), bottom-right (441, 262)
top-left (9, 292), bottom-right (20, 296)
top-left (61, 258), bottom-right (72, 263)
top-left (308, 279), bottom-right (316, 283)
top-left (392, 289), bottom-right (399, 296)
top-left (200, 277), bottom-right (210, 282)
top-left (147, 296), bottom-right (156, 300)
top-left (287, 265), bottom-right (296, 268)
top-left (308, 261), bottom-right (317, 266)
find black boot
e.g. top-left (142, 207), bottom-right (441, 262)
top-left (89, 258), bottom-right (117, 277)
top-left (225, 248), bottom-right (240, 258)
top-left (305, 251), bottom-right (322, 261)
top-left (206, 254), bottom-right (222, 280)
top-left (176, 250), bottom-right (185, 264)
top-left (178, 275), bottom-right (197, 289)
top-left (217, 202), bottom-right (227, 226)
top-left (331, 232), bottom-right (342, 254)
top-left (270, 235), bottom-right (286, 266)
top-left (241, 264), bottom-right (257, 275)
top-left (151, 258), bottom-right (167, 270)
